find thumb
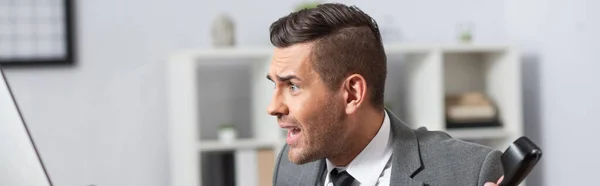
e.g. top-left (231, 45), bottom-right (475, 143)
top-left (484, 183), bottom-right (496, 186)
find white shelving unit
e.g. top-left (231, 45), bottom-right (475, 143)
top-left (198, 139), bottom-right (280, 152)
top-left (166, 43), bottom-right (524, 186)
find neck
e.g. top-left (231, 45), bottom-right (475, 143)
top-left (329, 107), bottom-right (385, 166)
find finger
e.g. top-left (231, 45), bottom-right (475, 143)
top-left (497, 176), bottom-right (504, 184)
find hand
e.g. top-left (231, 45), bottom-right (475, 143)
top-left (484, 176), bottom-right (503, 186)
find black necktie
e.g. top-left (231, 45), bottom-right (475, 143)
top-left (330, 168), bottom-right (355, 186)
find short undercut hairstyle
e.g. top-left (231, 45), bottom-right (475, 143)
top-left (269, 3), bottom-right (387, 108)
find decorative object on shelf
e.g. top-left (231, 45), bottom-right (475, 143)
top-left (294, 1), bottom-right (320, 11)
top-left (0, 0), bottom-right (77, 66)
top-left (445, 92), bottom-right (501, 128)
top-left (211, 14), bottom-right (235, 48)
top-left (218, 123), bottom-right (237, 143)
top-left (457, 22), bottom-right (474, 43)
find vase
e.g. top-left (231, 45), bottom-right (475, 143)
top-left (218, 128), bottom-right (237, 143)
top-left (211, 14), bottom-right (235, 48)
top-left (457, 22), bottom-right (474, 43)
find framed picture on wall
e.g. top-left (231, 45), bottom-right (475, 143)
top-left (0, 0), bottom-right (76, 66)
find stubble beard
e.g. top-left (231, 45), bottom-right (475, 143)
top-left (288, 98), bottom-right (347, 164)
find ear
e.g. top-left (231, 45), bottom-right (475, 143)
top-left (342, 74), bottom-right (367, 114)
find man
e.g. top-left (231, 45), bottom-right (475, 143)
top-left (266, 3), bottom-right (504, 186)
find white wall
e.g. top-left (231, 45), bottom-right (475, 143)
top-left (506, 0), bottom-right (600, 185)
top-left (539, 1), bottom-right (600, 185)
top-left (2, 0), bottom-right (507, 186)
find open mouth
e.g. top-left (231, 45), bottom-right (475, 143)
top-left (286, 127), bottom-right (301, 145)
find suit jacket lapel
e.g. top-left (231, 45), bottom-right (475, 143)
top-left (386, 108), bottom-right (425, 186)
top-left (294, 159), bottom-right (326, 186)
top-left (313, 159), bottom-right (326, 186)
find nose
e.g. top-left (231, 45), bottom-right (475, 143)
top-left (267, 91), bottom-right (288, 117)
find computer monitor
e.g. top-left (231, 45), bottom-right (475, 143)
top-left (0, 66), bottom-right (53, 186)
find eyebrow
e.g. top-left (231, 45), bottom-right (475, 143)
top-left (266, 74), bottom-right (301, 82)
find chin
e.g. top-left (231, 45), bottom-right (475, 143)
top-left (287, 146), bottom-right (303, 162)
top-left (287, 147), bottom-right (316, 165)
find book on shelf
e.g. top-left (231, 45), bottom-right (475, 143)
top-left (445, 92), bottom-right (502, 128)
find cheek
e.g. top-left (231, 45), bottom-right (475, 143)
top-left (302, 98), bottom-right (337, 129)
top-left (288, 93), bottom-right (324, 129)
top-left (294, 101), bottom-right (316, 129)
top-left (286, 85), bottom-right (340, 129)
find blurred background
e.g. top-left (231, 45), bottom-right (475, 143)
top-left (1, 0), bottom-right (599, 186)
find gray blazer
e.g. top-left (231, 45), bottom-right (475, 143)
top-left (272, 109), bottom-right (503, 186)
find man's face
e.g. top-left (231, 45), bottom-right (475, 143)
top-left (267, 43), bottom-right (348, 164)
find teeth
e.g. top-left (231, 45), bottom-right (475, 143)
top-left (290, 129), bottom-right (297, 137)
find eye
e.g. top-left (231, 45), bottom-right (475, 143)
top-left (289, 84), bottom-right (299, 92)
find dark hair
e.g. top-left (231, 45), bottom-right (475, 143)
top-left (269, 3), bottom-right (387, 108)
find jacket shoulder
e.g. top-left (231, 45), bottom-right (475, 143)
top-left (411, 127), bottom-right (503, 185)
top-left (414, 127), bottom-right (496, 153)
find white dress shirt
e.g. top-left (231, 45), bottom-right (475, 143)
top-left (323, 110), bottom-right (393, 186)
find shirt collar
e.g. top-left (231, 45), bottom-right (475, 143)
top-left (326, 110), bottom-right (393, 185)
